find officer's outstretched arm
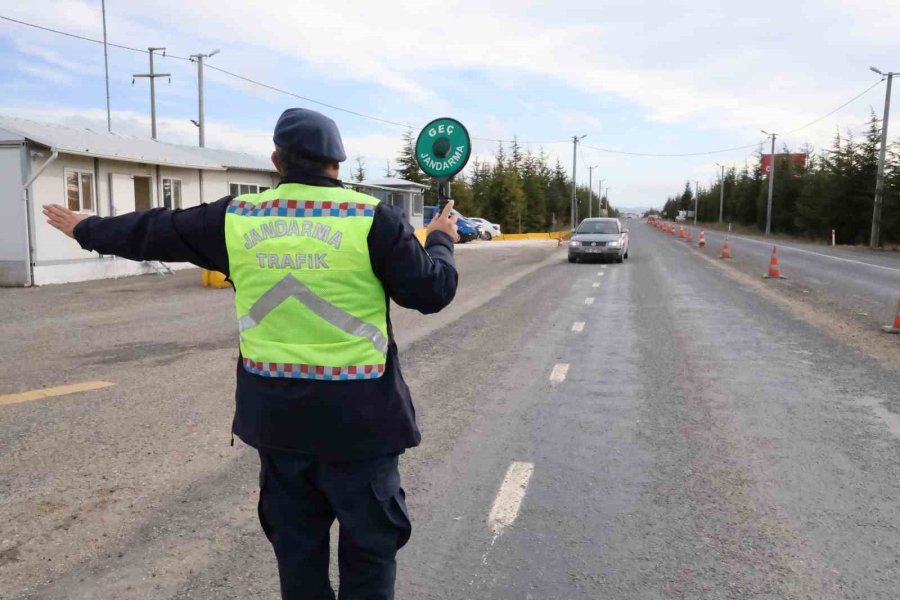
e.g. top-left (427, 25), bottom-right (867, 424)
top-left (43, 200), bottom-right (230, 274)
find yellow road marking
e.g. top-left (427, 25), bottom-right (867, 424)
top-left (0, 381), bottom-right (115, 406)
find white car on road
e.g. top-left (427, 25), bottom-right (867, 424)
top-left (469, 217), bottom-right (502, 240)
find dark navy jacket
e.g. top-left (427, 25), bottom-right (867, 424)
top-left (73, 173), bottom-right (458, 461)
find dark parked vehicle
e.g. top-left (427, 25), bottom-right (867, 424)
top-left (568, 218), bottom-right (630, 263)
top-left (424, 206), bottom-right (479, 243)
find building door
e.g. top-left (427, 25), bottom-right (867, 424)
top-left (134, 176), bottom-right (152, 211)
top-left (110, 174), bottom-right (135, 216)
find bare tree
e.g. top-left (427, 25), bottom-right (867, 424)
top-left (352, 156), bottom-right (367, 182)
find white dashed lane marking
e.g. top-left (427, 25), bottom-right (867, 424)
top-left (571, 321), bottom-right (585, 332)
top-left (585, 297), bottom-right (595, 305)
top-left (592, 282), bottom-right (600, 288)
top-left (487, 462), bottom-right (535, 537)
top-left (549, 363), bottom-right (569, 383)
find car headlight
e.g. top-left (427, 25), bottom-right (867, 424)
top-left (607, 241), bottom-right (620, 248)
top-left (569, 241), bottom-right (580, 247)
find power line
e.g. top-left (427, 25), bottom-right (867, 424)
top-left (0, 14), bottom-right (887, 158)
top-left (781, 79), bottom-right (884, 136)
top-left (200, 64), bottom-right (412, 128)
top-left (471, 136), bottom-right (569, 145)
top-left (0, 14), bottom-right (411, 129)
top-left (0, 15), bottom-right (148, 55)
top-left (581, 80), bottom-right (885, 158)
top-left (582, 140), bottom-right (764, 158)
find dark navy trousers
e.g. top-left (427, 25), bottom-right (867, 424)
top-left (257, 450), bottom-right (412, 600)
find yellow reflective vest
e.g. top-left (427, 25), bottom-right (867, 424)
top-left (224, 183), bottom-right (388, 380)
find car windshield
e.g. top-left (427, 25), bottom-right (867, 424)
top-left (577, 221), bottom-right (619, 234)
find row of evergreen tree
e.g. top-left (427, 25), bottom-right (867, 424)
top-left (349, 131), bottom-right (616, 234)
top-left (659, 113), bottom-right (900, 245)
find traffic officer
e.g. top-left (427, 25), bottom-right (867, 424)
top-left (43, 108), bottom-right (459, 600)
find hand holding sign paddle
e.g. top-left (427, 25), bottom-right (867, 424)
top-left (426, 200), bottom-right (459, 243)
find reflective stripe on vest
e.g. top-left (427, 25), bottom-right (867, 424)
top-left (224, 183), bottom-right (388, 380)
top-left (242, 358), bottom-right (385, 381)
top-left (238, 273), bottom-right (389, 355)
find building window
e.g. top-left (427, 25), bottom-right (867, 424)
top-left (412, 193), bottom-right (424, 216)
top-left (162, 178), bottom-right (182, 209)
top-left (65, 170), bottom-right (95, 213)
top-left (388, 192), bottom-right (404, 209)
top-left (229, 183), bottom-right (269, 197)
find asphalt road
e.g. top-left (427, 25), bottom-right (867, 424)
top-left (674, 224), bottom-right (900, 333)
top-left (3, 227), bottom-right (900, 599)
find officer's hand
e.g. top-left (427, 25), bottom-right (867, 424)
top-left (43, 204), bottom-right (88, 239)
top-left (426, 200), bottom-right (459, 243)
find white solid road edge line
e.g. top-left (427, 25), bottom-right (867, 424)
top-left (549, 363), bottom-right (569, 383)
top-left (571, 321), bottom-right (585, 332)
top-left (487, 462), bottom-right (535, 537)
top-left (715, 232), bottom-right (900, 274)
top-left (585, 297), bottom-right (595, 305)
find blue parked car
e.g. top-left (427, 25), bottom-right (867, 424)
top-left (424, 205), bottom-right (479, 243)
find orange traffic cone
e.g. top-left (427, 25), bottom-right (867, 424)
top-left (679, 226), bottom-right (685, 239)
top-left (763, 245), bottom-right (786, 279)
top-left (883, 298), bottom-right (900, 334)
top-left (720, 236), bottom-right (733, 259)
top-left (698, 231), bottom-right (706, 248)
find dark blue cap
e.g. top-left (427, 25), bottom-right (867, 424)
top-left (273, 108), bottom-right (347, 163)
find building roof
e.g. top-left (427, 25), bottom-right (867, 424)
top-left (0, 116), bottom-right (275, 173)
top-left (359, 177), bottom-right (429, 189)
top-left (196, 147), bottom-right (274, 172)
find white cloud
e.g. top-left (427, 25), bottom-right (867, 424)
top-left (4, 0), bottom-right (890, 138)
top-left (2, 0), bottom-right (896, 208)
top-left (15, 62), bottom-right (73, 84)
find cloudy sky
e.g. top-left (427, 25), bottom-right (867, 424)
top-left (0, 0), bottom-right (896, 209)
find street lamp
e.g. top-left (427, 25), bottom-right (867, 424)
top-left (587, 165), bottom-right (599, 218)
top-left (761, 129), bottom-right (778, 235)
top-left (596, 177), bottom-right (606, 217)
top-left (693, 180), bottom-right (699, 225)
top-left (190, 49), bottom-right (221, 147)
top-left (571, 135), bottom-right (587, 228)
top-left (714, 162), bottom-right (726, 223)
top-left (869, 65), bottom-right (894, 247)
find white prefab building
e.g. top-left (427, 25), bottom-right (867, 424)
top-left (353, 178), bottom-right (427, 230)
top-left (0, 116), bottom-right (278, 286)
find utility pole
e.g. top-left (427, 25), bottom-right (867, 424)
top-left (869, 67), bottom-right (893, 248)
top-left (596, 178), bottom-right (605, 217)
top-left (190, 50), bottom-right (220, 147)
top-left (693, 181), bottom-right (699, 225)
top-left (133, 48), bottom-right (170, 139)
top-left (604, 187), bottom-right (610, 215)
top-left (715, 163), bottom-right (725, 223)
top-left (587, 165), bottom-right (598, 218)
top-left (571, 135), bottom-right (586, 228)
top-left (762, 130), bottom-right (777, 235)
top-left (101, 0), bottom-right (111, 132)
